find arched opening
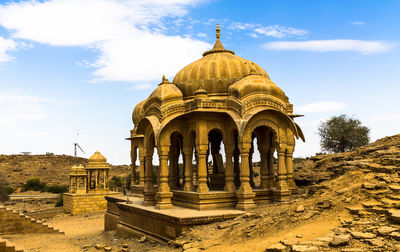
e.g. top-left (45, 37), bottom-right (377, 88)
top-left (249, 126), bottom-right (277, 190)
top-left (169, 132), bottom-right (184, 190)
top-left (207, 129), bottom-right (225, 190)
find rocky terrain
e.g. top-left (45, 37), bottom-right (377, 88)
top-left (2, 134), bottom-right (400, 251)
top-left (0, 154), bottom-right (131, 188)
top-left (168, 134), bottom-right (400, 251)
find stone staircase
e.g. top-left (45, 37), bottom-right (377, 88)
top-left (0, 206), bottom-right (64, 235)
top-left (0, 238), bottom-right (24, 252)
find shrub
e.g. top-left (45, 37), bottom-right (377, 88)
top-left (23, 177), bottom-right (47, 192)
top-left (45, 185), bottom-right (68, 194)
top-left (0, 179), bottom-right (12, 202)
top-left (124, 174), bottom-right (131, 189)
top-left (55, 194), bottom-right (63, 207)
top-left (110, 176), bottom-right (123, 188)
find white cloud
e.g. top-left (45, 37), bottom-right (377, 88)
top-left (296, 101), bottom-right (346, 114)
top-left (131, 83), bottom-right (154, 90)
top-left (229, 22), bottom-right (307, 38)
top-left (0, 36), bottom-right (17, 62)
top-left (0, 0), bottom-right (210, 83)
top-left (264, 40), bottom-right (394, 54)
top-left (197, 32), bottom-right (207, 38)
top-left (350, 21), bottom-right (365, 26)
top-left (0, 90), bottom-right (76, 126)
top-left (254, 25), bottom-right (307, 38)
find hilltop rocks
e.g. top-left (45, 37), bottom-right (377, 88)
top-left (329, 234), bottom-right (351, 247)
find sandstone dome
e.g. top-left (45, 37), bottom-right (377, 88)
top-left (88, 151), bottom-right (106, 163)
top-left (173, 25), bottom-right (270, 98)
top-left (228, 71), bottom-right (288, 102)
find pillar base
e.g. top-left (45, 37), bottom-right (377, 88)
top-left (142, 190), bottom-right (156, 206)
top-left (156, 192), bottom-right (173, 209)
top-left (236, 192), bottom-right (256, 211)
top-left (197, 183), bottom-right (209, 193)
top-left (273, 188), bottom-right (290, 202)
top-left (224, 182), bottom-right (236, 192)
top-left (287, 179), bottom-right (298, 194)
top-left (183, 182), bottom-right (194, 192)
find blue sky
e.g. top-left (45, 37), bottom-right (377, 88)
top-left (0, 0), bottom-right (399, 164)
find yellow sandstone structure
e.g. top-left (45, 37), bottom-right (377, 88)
top-left (106, 25), bottom-right (305, 241)
top-left (128, 25), bottom-right (304, 210)
top-left (63, 151), bottom-right (120, 215)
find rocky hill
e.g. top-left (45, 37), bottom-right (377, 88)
top-left (294, 134), bottom-right (400, 185)
top-left (175, 134), bottom-right (400, 251)
top-left (0, 154), bottom-right (131, 188)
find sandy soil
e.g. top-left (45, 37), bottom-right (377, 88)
top-left (3, 212), bottom-right (170, 252)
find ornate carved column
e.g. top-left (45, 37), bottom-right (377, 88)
top-left (285, 148), bottom-right (297, 192)
top-left (196, 146), bottom-right (209, 193)
top-left (142, 153), bottom-right (156, 206)
top-left (224, 145), bottom-right (235, 192)
top-left (156, 146), bottom-right (173, 209)
top-left (273, 146), bottom-right (290, 202)
top-left (249, 141), bottom-right (255, 188)
top-left (130, 147), bottom-right (137, 188)
top-left (182, 147), bottom-right (194, 191)
top-left (138, 145), bottom-right (145, 187)
top-left (236, 143), bottom-right (255, 210)
top-left (233, 147), bottom-right (240, 188)
top-left (259, 150), bottom-right (270, 189)
top-left (268, 148), bottom-right (276, 188)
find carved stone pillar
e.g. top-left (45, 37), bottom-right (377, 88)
top-left (285, 148), bottom-right (297, 192)
top-left (236, 144), bottom-right (255, 210)
top-left (196, 147), bottom-right (209, 193)
top-left (260, 150), bottom-right (270, 189)
top-left (130, 147), bottom-right (137, 188)
top-left (138, 146), bottom-right (145, 187)
top-left (142, 154), bottom-right (155, 206)
top-left (268, 148), bottom-right (275, 188)
top-left (156, 147), bottom-right (173, 209)
top-left (224, 150), bottom-right (235, 192)
top-left (273, 148), bottom-right (290, 202)
top-left (249, 142), bottom-right (255, 188)
top-left (182, 147), bottom-right (194, 191)
top-left (233, 147), bottom-right (240, 188)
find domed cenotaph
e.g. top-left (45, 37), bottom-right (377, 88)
top-left (105, 25), bottom-right (305, 241)
top-left (126, 25), bottom-right (305, 212)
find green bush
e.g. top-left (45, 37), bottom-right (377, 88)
top-left (125, 174), bottom-right (131, 189)
top-left (0, 179), bottom-right (12, 202)
top-left (23, 177), bottom-right (47, 192)
top-left (55, 194), bottom-right (63, 207)
top-left (110, 176), bottom-right (123, 188)
top-left (45, 185), bottom-right (68, 194)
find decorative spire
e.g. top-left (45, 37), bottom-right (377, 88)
top-left (203, 24), bottom-right (235, 57)
top-left (159, 75), bottom-right (170, 85)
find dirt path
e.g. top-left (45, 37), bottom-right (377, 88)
top-left (4, 212), bottom-right (170, 252)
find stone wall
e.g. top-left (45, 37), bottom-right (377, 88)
top-left (0, 206), bottom-right (63, 235)
top-left (63, 192), bottom-right (121, 215)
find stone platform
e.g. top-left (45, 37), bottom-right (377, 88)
top-left (105, 195), bottom-right (245, 243)
top-left (63, 192), bottom-right (121, 215)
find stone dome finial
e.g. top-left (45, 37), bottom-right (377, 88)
top-left (202, 25), bottom-right (235, 57)
top-left (160, 75), bottom-right (170, 85)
